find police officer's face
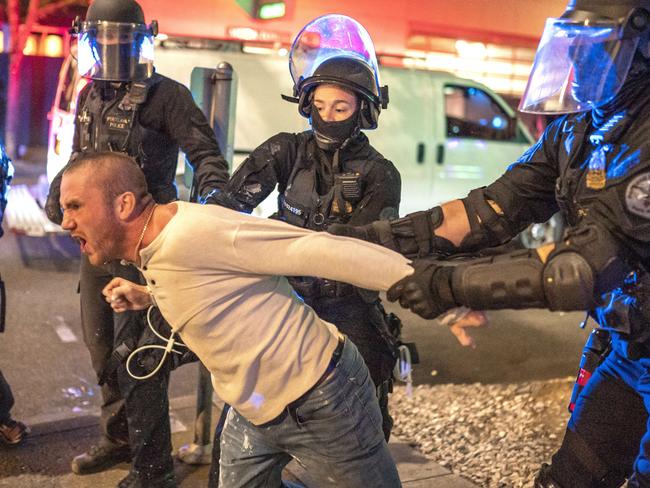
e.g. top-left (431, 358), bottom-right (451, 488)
top-left (60, 168), bottom-right (123, 266)
top-left (313, 84), bottom-right (358, 122)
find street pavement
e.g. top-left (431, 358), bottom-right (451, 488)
top-left (0, 158), bottom-right (590, 487)
top-left (0, 393), bottom-right (479, 487)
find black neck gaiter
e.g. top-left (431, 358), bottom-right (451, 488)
top-left (310, 107), bottom-right (360, 151)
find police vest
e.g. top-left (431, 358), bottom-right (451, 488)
top-left (76, 74), bottom-right (178, 203)
top-left (552, 90), bottom-right (650, 340)
top-left (277, 141), bottom-right (365, 231)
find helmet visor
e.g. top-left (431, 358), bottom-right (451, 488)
top-left (289, 14), bottom-right (381, 95)
top-left (519, 18), bottom-right (639, 114)
top-left (77, 21), bottom-right (154, 81)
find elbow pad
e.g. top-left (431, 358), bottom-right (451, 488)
top-left (384, 187), bottom-right (518, 258)
top-left (541, 251), bottom-right (595, 310)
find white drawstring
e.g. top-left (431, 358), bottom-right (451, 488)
top-left (126, 306), bottom-right (188, 380)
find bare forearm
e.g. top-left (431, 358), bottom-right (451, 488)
top-left (438, 200), bottom-right (471, 247)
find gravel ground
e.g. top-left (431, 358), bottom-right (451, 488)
top-left (389, 378), bottom-right (574, 488)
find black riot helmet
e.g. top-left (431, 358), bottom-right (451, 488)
top-left (520, 0), bottom-right (650, 113)
top-left (72, 0), bottom-right (158, 82)
top-left (86, 0), bottom-right (146, 23)
top-left (288, 15), bottom-right (388, 130)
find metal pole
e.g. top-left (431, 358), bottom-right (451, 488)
top-left (177, 63), bottom-right (237, 466)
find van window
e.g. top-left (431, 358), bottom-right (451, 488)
top-left (444, 85), bottom-right (525, 143)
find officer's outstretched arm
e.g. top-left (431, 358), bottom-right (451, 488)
top-left (388, 222), bottom-right (632, 319)
top-left (330, 186), bottom-right (523, 259)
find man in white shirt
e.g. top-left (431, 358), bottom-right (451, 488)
top-left (59, 151), bottom-right (417, 487)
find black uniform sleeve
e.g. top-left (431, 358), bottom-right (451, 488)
top-left (45, 85), bottom-right (92, 224)
top-left (482, 118), bottom-right (564, 229)
top-left (346, 157), bottom-right (401, 226)
top-left (214, 133), bottom-right (297, 213)
top-left (152, 79), bottom-right (230, 200)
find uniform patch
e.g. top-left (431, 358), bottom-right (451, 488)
top-left (625, 172), bottom-right (650, 219)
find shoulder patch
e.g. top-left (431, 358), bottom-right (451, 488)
top-left (625, 172), bottom-right (650, 219)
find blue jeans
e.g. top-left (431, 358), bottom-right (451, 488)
top-left (218, 338), bottom-right (401, 488)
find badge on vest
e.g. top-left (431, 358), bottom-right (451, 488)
top-left (585, 143), bottom-right (610, 190)
top-left (625, 172), bottom-right (650, 219)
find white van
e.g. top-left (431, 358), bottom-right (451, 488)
top-left (48, 42), bottom-right (535, 218)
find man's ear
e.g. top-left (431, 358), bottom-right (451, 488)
top-left (114, 192), bottom-right (137, 221)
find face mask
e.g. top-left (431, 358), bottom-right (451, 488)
top-left (310, 106), bottom-right (359, 149)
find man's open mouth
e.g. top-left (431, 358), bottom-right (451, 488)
top-left (74, 236), bottom-right (87, 253)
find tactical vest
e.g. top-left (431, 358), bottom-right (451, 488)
top-left (76, 74), bottom-right (178, 204)
top-left (551, 93), bottom-right (650, 340)
top-left (278, 140), bottom-right (365, 231)
top-left (278, 137), bottom-right (403, 371)
top-left (278, 138), bottom-right (378, 301)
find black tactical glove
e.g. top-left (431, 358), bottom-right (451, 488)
top-left (45, 184), bottom-right (63, 225)
top-left (387, 259), bottom-right (458, 319)
top-left (327, 220), bottom-right (398, 251)
top-left (329, 207), bottom-right (456, 259)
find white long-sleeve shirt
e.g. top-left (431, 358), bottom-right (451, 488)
top-left (139, 201), bottom-right (412, 424)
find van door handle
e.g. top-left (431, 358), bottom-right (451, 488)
top-left (416, 143), bottom-right (425, 164)
top-left (436, 144), bottom-right (445, 165)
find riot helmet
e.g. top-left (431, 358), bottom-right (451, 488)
top-left (288, 14), bottom-right (388, 130)
top-left (519, 0), bottom-right (650, 114)
top-left (72, 0), bottom-right (157, 82)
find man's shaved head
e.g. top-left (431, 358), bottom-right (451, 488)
top-left (64, 152), bottom-right (150, 205)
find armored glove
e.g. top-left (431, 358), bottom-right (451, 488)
top-left (387, 259), bottom-right (458, 319)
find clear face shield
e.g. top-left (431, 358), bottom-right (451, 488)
top-left (519, 17), bottom-right (640, 114)
top-left (75, 20), bottom-right (156, 81)
top-left (288, 14), bottom-right (382, 97)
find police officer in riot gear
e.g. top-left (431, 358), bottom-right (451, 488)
top-left (44, 0), bottom-right (229, 486)
top-left (330, 1), bottom-right (650, 486)
top-left (215, 15), bottom-right (402, 441)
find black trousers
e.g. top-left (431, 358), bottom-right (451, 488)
top-left (0, 369), bottom-right (14, 424)
top-left (548, 345), bottom-right (649, 487)
top-left (307, 294), bottom-right (395, 441)
top-left (79, 255), bottom-right (173, 479)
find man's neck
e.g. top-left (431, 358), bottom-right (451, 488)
top-left (134, 202), bottom-right (178, 263)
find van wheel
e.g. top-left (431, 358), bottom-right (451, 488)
top-left (519, 213), bottom-right (564, 249)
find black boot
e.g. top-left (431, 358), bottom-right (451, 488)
top-left (71, 438), bottom-right (131, 474)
